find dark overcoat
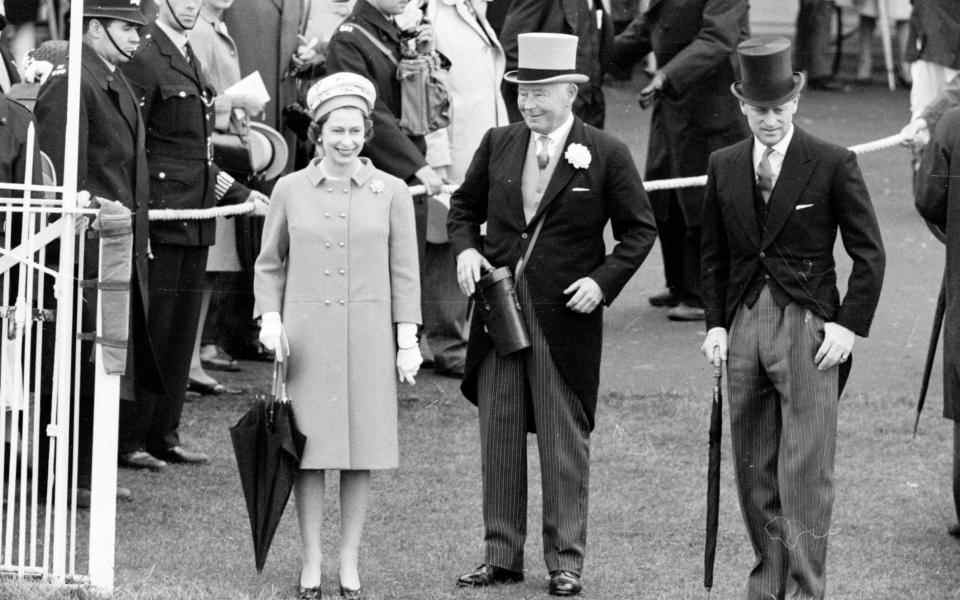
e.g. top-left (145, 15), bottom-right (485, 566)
top-left (916, 108), bottom-right (960, 421)
top-left (905, 0), bottom-right (960, 71)
top-left (325, 0), bottom-right (428, 182)
top-left (701, 127), bottom-right (886, 338)
top-left (121, 22), bottom-right (249, 249)
top-left (499, 0), bottom-right (614, 127)
top-left (448, 118), bottom-right (658, 429)
top-left (613, 0), bottom-right (748, 226)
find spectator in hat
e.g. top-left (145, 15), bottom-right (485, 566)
top-left (254, 71), bottom-right (421, 599)
top-left (118, 0), bottom-right (269, 470)
top-left (699, 37), bottom-right (885, 599)
top-left (449, 32), bottom-right (656, 597)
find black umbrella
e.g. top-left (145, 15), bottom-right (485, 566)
top-left (914, 275), bottom-right (947, 437)
top-left (230, 357), bottom-right (305, 572)
top-left (704, 352), bottom-right (722, 594)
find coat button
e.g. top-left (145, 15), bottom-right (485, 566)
top-left (338, 300), bottom-right (345, 305)
top-left (327, 187), bottom-right (333, 192)
top-left (325, 242), bottom-right (332, 248)
top-left (759, 251), bottom-right (765, 258)
top-left (521, 232), bottom-right (528, 239)
top-left (338, 269), bottom-right (345, 275)
top-left (764, 274), bottom-right (771, 280)
top-left (338, 242), bottom-right (345, 247)
top-left (342, 188), bottom-right (349, 193)
top-left (158, 172), bottom-right (166, 179)
top-left (325, 300), bottom-right (331, 305)
top-left (339, 212), bottom-right (346, 218)
top-left (178, 91), bottom-right (186, 97)
top-left (324, 212), bottom-right (331, 218)
top-left (324, 269), bottom-right (331, 275)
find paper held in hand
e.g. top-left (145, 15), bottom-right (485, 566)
top-left (224, 71), bottom-right (272, 114)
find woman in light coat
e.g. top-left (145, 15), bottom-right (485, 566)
top-left (253, 72), bottom-right (422, 600)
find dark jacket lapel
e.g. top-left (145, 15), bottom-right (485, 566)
top-left (82, 47), bottom-right (139, 136)
top-left (530, 118), bottom-right (584, 225)
top-left (727, 139), bottom-right (760, 248)
top-left (761, 128), bottom-right (817, 248)
top-left (502, 124), bottom-right (530, 228)
top-left (151, 24), bottom-right (201, 84)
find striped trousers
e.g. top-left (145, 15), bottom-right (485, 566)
top-left (476, 280), bottom-right (591, 575)
top-left (728, 286), bottom-right (839, 600)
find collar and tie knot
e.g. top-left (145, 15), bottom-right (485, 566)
top-left (756, 145), bottom-right (775, 201)
top-left (536, 135), bottom-right (550, 170)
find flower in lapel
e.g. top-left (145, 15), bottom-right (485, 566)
top-left (370, 179), bottom-right (385, 194)
top-left (564, 143), bottom-right (591, 170)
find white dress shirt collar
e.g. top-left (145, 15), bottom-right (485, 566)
top-left (752, 124), bottom-right (794, 169)
top-left (533, 113), bottom-right (575, 156)
top-left (156, 19), bottom-right (191, 57)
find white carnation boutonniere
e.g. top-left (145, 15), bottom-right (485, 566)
top-left (370, 179), bottom-right (385, 194)
top-left (564, 143), bottom-right (591, 170)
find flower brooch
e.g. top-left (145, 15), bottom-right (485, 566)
top-left (564, 143), bottom-right (591, 170)
top-left (370, 179), bottom-right (385, 194)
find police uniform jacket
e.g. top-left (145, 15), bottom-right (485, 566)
top-left (35, 44), bottom-right (151, 306)
top-left (613, 0), bottom-right (749, 226)
top-left (122, 22), bottom-right (249, 247)
top-left (325, 0), bottom-right (428, 182)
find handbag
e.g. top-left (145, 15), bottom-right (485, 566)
top-left (349, 23), bottom-right (451, 136)
top-left (473, 216), bottom-right (545, 356)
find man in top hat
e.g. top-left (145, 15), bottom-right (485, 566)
top-left (449, 32), bottom-right (657, 596)
top-left (118, 0), bottom-right (269, 469)
top-left (699, 37), bottom-right (885, 599)
top-left (33, 0), bottom-right (154, 504)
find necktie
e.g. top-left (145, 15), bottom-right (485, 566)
top-left (756, 145), bottom-right (775, 202)
top-left (184, 40), bottom-right (197, 65)
top-left (536, 135), bottom-right (550, 170)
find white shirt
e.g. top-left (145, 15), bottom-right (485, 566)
top-left (752, 124), bottom-right (794, 190)
top-left (531, 113), bottom-right (575, 164)
top-left (156, 19), bottom-right (191, 58)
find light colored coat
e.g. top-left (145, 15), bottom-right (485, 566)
top-left (425, 0), bottom-right (507, 242)
top-left (254, 158), bottom-right (421, 469)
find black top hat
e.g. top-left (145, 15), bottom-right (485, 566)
top-left (84, 0), bottom-right (147, 26)
top-left (730, 37), bottom-right (805, 107)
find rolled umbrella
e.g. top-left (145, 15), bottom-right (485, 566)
top-left (230, 354), bottom-right (305, 571)
top-left (915, 275), bottom-right (946, 437)
top-left (704, 351), bottom-right (722, 594)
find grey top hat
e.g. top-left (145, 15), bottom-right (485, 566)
top-left (730, 37), bottom-right (806, 107)
top-left (503, 33), bottom-right (589, 85)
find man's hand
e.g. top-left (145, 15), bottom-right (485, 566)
top-left (456, 249), bottom-right (493, 296)
top-left (701, 327), bottom-right (727, 367)
top-left (414, 23), bottom-right (435, 55)
top-left (563, 277), bottom-right (603, 313)
top-left (640, 70), bottom-right (666, 96)
top-left (814, 322), bottom-right (855, 371)
top-left (247, 190), bottom-right (270, 216)
top-left (900, 118), bottom-right (930, 149)
top-left (415, 165), bottom-right (444, 195)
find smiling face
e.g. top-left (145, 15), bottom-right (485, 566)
top-left (517, 82), bottom-right (577, 135)
top-left (319, 107), bottom-right (367, 169)
top-left (740, 97), bottom-right (799, 147)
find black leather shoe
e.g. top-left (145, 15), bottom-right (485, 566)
top-left (118, 450), bottom-right (167, 471)
top-left (456, 564), bottom-right (524, 587)
top-left (157, 446), bottom-right (210, 465)
top-left (298, 586), bottom-right (322, 599)
top-left (338, 585), bottom-right (362, 599)
top-left (667, 303), bottom-right (705, 321)
top-left (76, 486), bottom-right (133, 508)
top-left (948, 524), bottom-right (960, 537)
top-left (548, 570), bottom-right (582, 596)
top-left (648, 288), bottom-right (680, 307)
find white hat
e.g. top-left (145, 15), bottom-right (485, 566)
top-left (248, 122), bottom-right (289, 182)
top-left (305, 72), bottom-right (377, 121)
top-left (503, 33), bottom-right (588, 85)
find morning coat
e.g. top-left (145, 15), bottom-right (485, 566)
top-left (916, 108), bottom-right (960, 421)
top-left (254, 158), bottom-right (421, 468)
top-left (448, 118), bottom-right (658, 430)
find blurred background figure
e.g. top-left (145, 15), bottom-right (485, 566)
top-left (0, 1), bottom-right (21, 93)
top-left (794, 0), bottom-right (846, 91)
top-left (422, 0), bottom-right (507, 376)
top-left (254, 72), bottom-right (421, 599)
top-left (499, 0), bottom-right (614, 128)
top-left (904, 0), bottom-right (960, 120)
top-left (853, 0), bottom-right (910, 86)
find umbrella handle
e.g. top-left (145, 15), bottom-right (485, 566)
top-left (712, 347), bottom-right (722, 384)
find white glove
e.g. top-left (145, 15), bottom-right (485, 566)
top-left (900, 118), bottom-right (929, 149)
top-left (396, 322), bottom-right (421, 384)
top-left (248, 190), bottom-right (271, 216)
top-left (700, 327), bottom-right (727, 367)
top-left (259, 312), bottom-right (287, 357)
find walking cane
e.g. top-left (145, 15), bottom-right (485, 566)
top-left (704, 347), bottom-right (722, 596)
top-left (914, 274), bottom-right (946, 437)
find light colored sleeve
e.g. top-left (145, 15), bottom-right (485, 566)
top-left (253, 176), bottom-right (291, 318)
top-left (388, 179), bottom-right (422, 324)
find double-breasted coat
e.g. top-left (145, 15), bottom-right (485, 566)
top-left (613, 0), bottom-right (749, 226)
top-left (254, 158), bottom-right (421, 468)
top-left (916, 108), bottom-right (960, 421)
top-left (448, 119), bottom-right (658, 429)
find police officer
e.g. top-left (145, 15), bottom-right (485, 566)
top-left (33, 0), bottom-right (155, 503)
top-left (120, 0), bottom-right (268, 468)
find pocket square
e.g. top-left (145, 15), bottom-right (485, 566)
top-left (571, 187), bottom-right (591, 192)
top-left (795, 203), bottom-right (814, 211)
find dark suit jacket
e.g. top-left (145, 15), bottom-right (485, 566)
top-left (916, 108), bottom-right (960, 420)
top-left (613, 0), bottom-right (748, 226)
top-left (701, 127), bottom-right (885, 338)
top-left (906, 0), bottom-right (960, 71)
top-left (499, 0), bottom-right (613, 127)
top-left (448, 118), bottom-right (657, 429)
top-left (326, 0), bottom-right (428, 182)
top-left (122, 23), bottom-right (248, 248)
top-left (35, 44), bottom-right (150, 307)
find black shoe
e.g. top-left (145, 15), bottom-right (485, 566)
top-left (339, 585), bottom-right (362, 599)
top-left (648, 288), bottom-right (680, 307)
top-left (77, 486), bottom-right (133, 508)
top-left (548, 570), bottom-right (582, 596)
top-left (456, 564), bottom-right (524, 587)
top-left (156, 446), bottom-right (210, 465)
top-left (298, 586), bottom-right (322, 599)
top-left (666, 303), bottom-right (705, 321)
top-left (118, 450), bottom-right (167, 471)
top-left (949, 524), bottom-right (960, 537)
top-left (807, 77), bottom-right (850, 92)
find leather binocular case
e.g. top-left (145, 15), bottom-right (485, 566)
top-left (474, 266), bottom-right (531, 356)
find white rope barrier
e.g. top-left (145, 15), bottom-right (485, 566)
top-left (145, 132), bottom-right (909, 222)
